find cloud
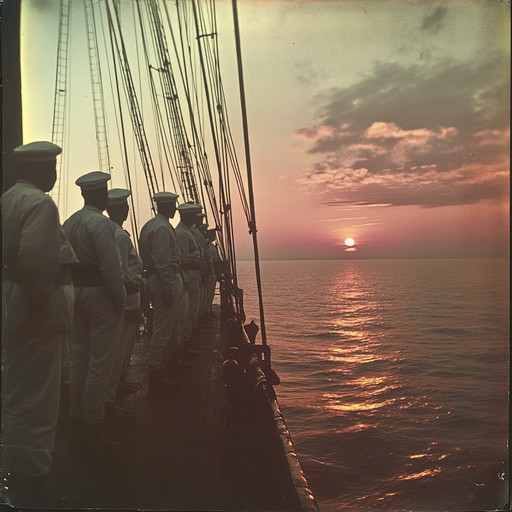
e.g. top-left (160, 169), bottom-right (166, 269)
top-left (294, 60), bottom-right (327, 87)
top-left (296, 54), bottom-right (510, 208)
top-left (421, 6), bottom-right (448, 33)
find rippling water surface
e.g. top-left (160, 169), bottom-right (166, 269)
top-left (236, 258), bottom-right (509, 511)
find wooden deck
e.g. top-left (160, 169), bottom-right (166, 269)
top-left (42, 305), bottom-right (304, 511)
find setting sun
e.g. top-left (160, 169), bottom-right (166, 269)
top-left (344, 237), bottom-right (355, 247)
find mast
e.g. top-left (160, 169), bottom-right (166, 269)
top-left (1, 0), bottom-right (23, 192)
top-left (50, 0), bottom-right (71, 212)
top-left (231, 0), bottom-right (267, 345)
top-left (84, 0), bottom-right (111, 173)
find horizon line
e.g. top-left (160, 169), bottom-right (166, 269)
top-left (236, 255), bottom-right (510, 262)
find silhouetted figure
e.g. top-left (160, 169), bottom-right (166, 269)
top-left (205, 228), bottom-right (222, 315)
top-left (195, 220), bottom-right (212, 324)
top-left (2, 141), bottom-right (73, 506)
top-left (63, 171), bottom-right (126, 446)
top-left (138, 192), bottom-right (184, 391)
top-left (176, 203), bottom-right (203, 350)
top-left (104, 188), bottom-right (143, 421)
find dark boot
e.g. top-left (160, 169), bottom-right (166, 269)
top-left (71, 416), bottom-right (83, 435)
top-left (105, 403), bottom-right (137, 426)
top-left (82, 422), bottom-right (120, 448)
top-left (148, 370), bottom-right (175, 392)
top-left (116, 380), bottom-right (139, 397)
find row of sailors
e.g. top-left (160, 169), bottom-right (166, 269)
top-left (1, 141), bottom-right (222, 505)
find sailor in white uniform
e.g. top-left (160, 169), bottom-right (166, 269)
top-left (104, 188), bottom-right (143, 417)
top-left (138, 192), bottom-right (184, 391)
top-left (2, 141), bottom-right (73, 505)
top-left (175, 203), bottom-right (202, 348)
top-left (63, 172), bottom-right (126, 443)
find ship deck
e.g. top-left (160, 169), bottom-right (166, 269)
top-left (42, 304), bottom-right (304, 511)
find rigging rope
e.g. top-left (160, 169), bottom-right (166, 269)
top-left (50, 0), bottom-right (71, 213)
top-left (84, 0), bottom-right (111, 173)
top-left (105, 0), bottom-right (159, 207)
top-left (231, 0), bottom-right (267, 343)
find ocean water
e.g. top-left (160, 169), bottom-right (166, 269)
top-left (236, 258), bottom-right (509, 511)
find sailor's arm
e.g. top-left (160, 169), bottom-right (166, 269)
top-left (188, 237), bottom-right (202, 269)
top-left (93, 219), bottom-right (127, 307)
top-left (124, 229), bottom-right (144, 287)
top-left (150, 224), bottom-right (176, 296)
top-left (177, 233), bottom-right (201, 271)
top-left (18, 197), bottom-right (60, 306)
top-left (115, 228), bottom-right (131, 281)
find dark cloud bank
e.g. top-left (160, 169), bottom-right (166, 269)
top-left (297, 53), bottom-right (510, 208)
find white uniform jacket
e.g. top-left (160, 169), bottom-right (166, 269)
top-left (63, 205), bottom-right (126, 307)
top-left (112, 222), bottom-right (143, 310)
top-left (176, 222), bottom-right (202, 271)
top-left (139, 214), bottom-right (181, 298)
top-left (2, 181), bottom-right (68, 333)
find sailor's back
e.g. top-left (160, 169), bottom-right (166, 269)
top-left (64, 172), bottom-right (125, 443)
top-left (139, 214), bottom-right (180, 276)
top-left (3, 181), bottom-right (60, 284)
top-left (1, 141), bottom-right (69, 507)
top-left (138, 192), bottom-right (183, 391)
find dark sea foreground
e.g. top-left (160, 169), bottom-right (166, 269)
top-left (237, 258), bottom-right (509, 511)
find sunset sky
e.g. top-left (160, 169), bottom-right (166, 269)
top-left (21, 0), bottom-right (510, 260)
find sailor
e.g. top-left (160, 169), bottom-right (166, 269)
top-left (63, 171), bottom-right (126, 444)
top-left (138, 192), bottom-right (184, 391)
top-left (1, 141), bottom-right (74, 505)
top-left (175, 203), bottom-right (202, 349)
top-left (196, 222), bottom-right (213, 322)
top-left (104, 189), bottom-right (143, 417)
top-left (204, 228), bottom-right (222, 317)
top-left (186, 205), bottom-right (209, 327)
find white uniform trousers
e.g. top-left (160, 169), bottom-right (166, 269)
top-left (104, 312), bottom-right (139, 405)
top-left (182, 270), bottom-right (201, 346)
top-left (1, 283), bottom-right (72, 479)
top-left (69, 287), bottom-right (123, 425)
top-left (148, 273), bottom-right (183, 371)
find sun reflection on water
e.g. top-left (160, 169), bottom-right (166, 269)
top-left (398, 467), bottom-right (443, 481)
top-left (319, 263), bottom-right (456, 496)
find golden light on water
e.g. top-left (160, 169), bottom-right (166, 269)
top-left (398, 467), bottom-right (443, 481)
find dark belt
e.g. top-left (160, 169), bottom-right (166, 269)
top-left (71, 265), bottom-right (104, 287)
top-left (4, 266), bottom-right (72, 285)
top-left (125, 282), bottom-right (140, 295)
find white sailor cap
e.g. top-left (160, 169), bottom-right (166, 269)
top-left (177, 203), bottom-right (201, 214)
top-left (13, 141), bottom-right (62, 163)
top-left (75, 171), bottom-right (111, 191)
top-left (153, 191), bottom-right (179, 204)
top-left (186, 200), bottom-right (203, 210)
top-left (108, 188), bottom-right (131, 206)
